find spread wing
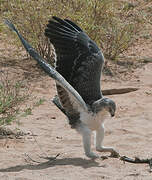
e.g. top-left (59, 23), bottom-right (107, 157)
top-left (4, 19), bottom-right (89, 117)
top-left (45, 17), bottom-right (104, 106)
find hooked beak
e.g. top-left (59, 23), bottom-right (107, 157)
top-left (111, 112), bottom-right (115, 117)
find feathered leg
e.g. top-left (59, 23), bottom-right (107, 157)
top-left (77, 123), bottom-right (99, 159)
top-left (96, 124), bottom-right (119, 157)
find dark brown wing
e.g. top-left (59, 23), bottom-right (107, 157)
top-left (45, 17), bottom-right (104, 106)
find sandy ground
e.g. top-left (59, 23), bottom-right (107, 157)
top-left (0, 10), bottom-right (152, 179)
top-left (0, 59), bottom-right (151, 180)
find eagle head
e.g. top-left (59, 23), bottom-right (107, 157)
top-left (92, 97), bottom-right (116, 117)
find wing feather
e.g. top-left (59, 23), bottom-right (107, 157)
top-left (45, 17), bottom-right (104, 105)
top-left (4, 19), bottom-right (89, 114)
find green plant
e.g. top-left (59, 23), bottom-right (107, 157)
top-left (0, 70), bottom-right (28, 125)
top-left (21, 107), bottom-right (32, 117)
top-left (34, 98), bottom-right (46, 107)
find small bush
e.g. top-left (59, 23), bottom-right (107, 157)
top-left (0, 70), bottom-right (28, 125)
top-left (1, 0), bottom-right (143, 61)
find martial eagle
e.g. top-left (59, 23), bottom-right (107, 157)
top-left (5, 17), bottom-right (118, 158)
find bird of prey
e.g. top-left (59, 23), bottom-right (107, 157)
top-left (5, 17), bottom-right (118, 158)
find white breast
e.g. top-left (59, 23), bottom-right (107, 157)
top-left (80, 109), bottom-right (109, 131)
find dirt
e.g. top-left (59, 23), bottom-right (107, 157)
top-left (0, 56), bottom-right (151, 180)
top-left (0, 16), bottom-right (152, 180)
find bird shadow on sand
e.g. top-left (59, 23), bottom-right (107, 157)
top-left (0, 156), bottom-right (105, 172)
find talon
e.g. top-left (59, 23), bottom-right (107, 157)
top-left (86, 152), bottom-right (99, 159)
top-left (110, 150), bottom-right (120, 158)
top-left (100, 156), bottom-right (108, 160)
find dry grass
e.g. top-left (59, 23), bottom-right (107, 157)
top-left (0, 0), bottom-right (145, 61)
top-left (0, 70), bottom-right (29, 125)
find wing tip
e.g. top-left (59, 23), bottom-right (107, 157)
top-left (4, 19), bottom-right (17, 33)
top-left (47, 16), bottom-right (80, 33)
